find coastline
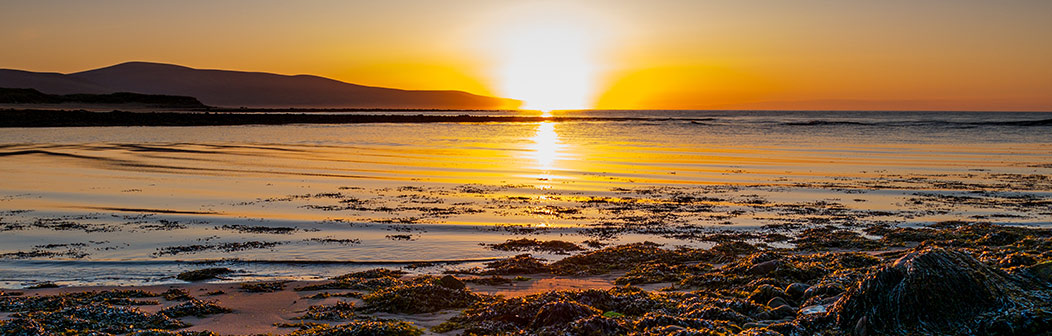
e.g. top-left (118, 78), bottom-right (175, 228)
top-left (3, 221), bottom-right (1050, 335)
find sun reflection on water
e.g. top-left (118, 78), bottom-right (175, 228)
top-left (527, 121), bottom-right (563, 188)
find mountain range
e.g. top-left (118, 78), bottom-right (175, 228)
top-left (0, 62), bottom-right (520, 109)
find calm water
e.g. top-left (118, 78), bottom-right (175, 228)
top-left (1, 111), bottom-right (1050, 287)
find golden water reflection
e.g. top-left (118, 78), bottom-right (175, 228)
top-left (526, 121), bottom-right (565, 187)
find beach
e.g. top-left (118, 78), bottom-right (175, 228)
top-left (1, 110), bottom-right (1051, 335)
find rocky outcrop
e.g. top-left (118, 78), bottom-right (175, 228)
top-left (831, 247), bottom-right (1052, 335)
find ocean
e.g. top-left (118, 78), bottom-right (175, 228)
top-left (1, 110), bottom-right (1050, 287)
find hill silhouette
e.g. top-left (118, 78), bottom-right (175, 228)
top-left (0, 62), bottom-right (520, 109)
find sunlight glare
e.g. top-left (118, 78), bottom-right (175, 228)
top-left (488, 5), bottom-right (610, 111)
top-left (531, 121), bottom-right (560, 170)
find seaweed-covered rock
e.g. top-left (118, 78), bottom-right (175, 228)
top-left (531, 300), bottom-right (601, 328)
top-left (159, 299), bottom-right (231, 318)
top-left (551, 242), bottom-right (678, 275)
top-left (831, 247), bottom-right (1052, 335)
top-left (287, 320), bottom-right (423, 336)
top-left (747, 285), bottom-right (784, 305)
top-left (482, 254), bottom-right (550, 275)
top-left (332, 268), bottom-right (407, 280)
top-left (633, 313), bottom-right (739, 334)
top-left (784, 283), bottom-right (809, 301)
top-left (439, 275), bottom-right (465, 290)
top-left (793, 226), bottom-right (882, 251)
top-left (562, 315), bottom-right (628, 336)
top-left (161, 288), bottom-right (193, 301)
top-left (1030, 261), bottom-right (1052, 282)
top-left (489, 238), bottom-right (584, 254)
top-left (4, 305), bottom-right (187, 334)
top-left (240, 281), bottom-right (286, 292)
top-left (615, 262), bottom-right (713, 285)
top-left (439, 286), bottom-right (668, 334)
top-left (295, 301), bottom-right (356, 321)
top-left (362, 279), bottom-right (486, 314)
top-left (176, 268), bottom-right (232, 281)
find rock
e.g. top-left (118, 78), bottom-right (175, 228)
top-left (766, 297), bottom-right (789, 308)
top-left (565, 315), bottom-right (627, 336)
top-left (686, 306), bottom-right (750, 324)
top-left (854, 316), bottom-right (868, 336)
top-left (802, 283), bottom-right (843, 300)
top-left (998, 253), bottom-right (1037, 268)
top-left (748, 284), bottom-right (783, 304)
top-left (785, 283), bottom-right (809, 300)
top-left (799, 304), bottom-right (827, 315)
top-left (755, 304), bottom-right (796, 320)
top-left (531, 301), bottom-right (601, 328)
top-left (737, 328), bottom-right (783, 336)
top-left (747, 260), bottom-right (782, 276)
top-left (176, 267), bottom-right (232, 281)
top-left (766, 321), bottom-right (803, 336)
top-left (830, 247), bottom-right (1052, 335)
top-left (1029, 261), bottom-right (1052, 282)
top-left (439, 275), bottom-right (465, 290)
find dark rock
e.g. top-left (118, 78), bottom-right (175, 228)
top-left (998, 253), bottom-right (1037, 268)
top-left (766, 321), bottom-right (803, 335)
top-left (785, 283), bottom-right (809, 300)
top-left (748, 284), bottom-right (784, 304)
top-left (977, 231), bottom-right (1024, 246)
top-left (1029, 261), bottom-right (1052, 282)
top-left (564, 315), bottom-right (628, 336)
top-left (766, 297), bottom-right (789, 309)
top-left (483, 254), bottom-right (550, 275)
top-left (159, 298), bottom-right (231, 318)
top-left (531, 301), bottom-right (600, 328)
top-left (176, 268), bottom-right (232, 281)
top-left (684, 306), bottom-right (750, 324)
top-left (830, 247), bottom-right (1052, 335)
top-left (439, 275), bottom-right (465, 290)
top-left (802, 283), bottom-right (843, 300)
top-left (755, 305), bottom-right (796, 320)
top-left (738, 328), bottom-right (783, 336)
top-left (747, 260), bottom-right (782, 276)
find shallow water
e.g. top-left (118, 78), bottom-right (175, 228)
top-left (1, 111), bottom-right (1050, 287)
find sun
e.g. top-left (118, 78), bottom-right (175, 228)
top-left (486, 4), bottom-right (610, 111)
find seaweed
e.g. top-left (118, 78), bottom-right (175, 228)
top-left (830, 247), bottom-right (1052, 335)
top-left (479, 254), bottom-right (551, 275)
top-left (295, 301), bottom-right (356, 321)
top-left (286, 320), bottom-right (423, 336)
top-left (240, 281), bottom-right (287, 292)
top-left (361, 277), bottom-right (488, 314)
top-left (176, 267), bottom-right (233, 281)
top-left (159, 298), bottom-right (231, 318)
top-left (488, 238), bottom-right (584, 254)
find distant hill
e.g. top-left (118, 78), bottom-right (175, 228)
top-left (0, 62), bottom-right (521, 109)
top-left (0, 88), bottom-right (207, 108)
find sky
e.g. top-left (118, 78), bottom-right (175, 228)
top-left (2, 0), bottom-right (1051, 111)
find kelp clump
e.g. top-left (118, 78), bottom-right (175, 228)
top-left (0, 304), bottom-right (187, 335)
top-left (488, 238), bottom-right (584, 254)
top-left (435, 286), bottom-right (805, 335)
top-left (362, 276), bottom-right (488, 314)
top-left (830, 247), bottom-right (1052, 335)
top-left (295, 301), bottom-right (356, 321)
top-left (286, 320), bottom-right (423, 336)
top-left (297, 268), bottom-right (405, 291)
top-left (159, 298), bottom-right (231, 318)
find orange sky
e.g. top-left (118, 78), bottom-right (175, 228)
top-left (2, 0), bottom-right (1051, 111)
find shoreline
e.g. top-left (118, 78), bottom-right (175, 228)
top-left (3, 221), bottom-right (1050, 335)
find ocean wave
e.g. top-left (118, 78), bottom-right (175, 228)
top-left (779, 118), bottom-right (1052, 127)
